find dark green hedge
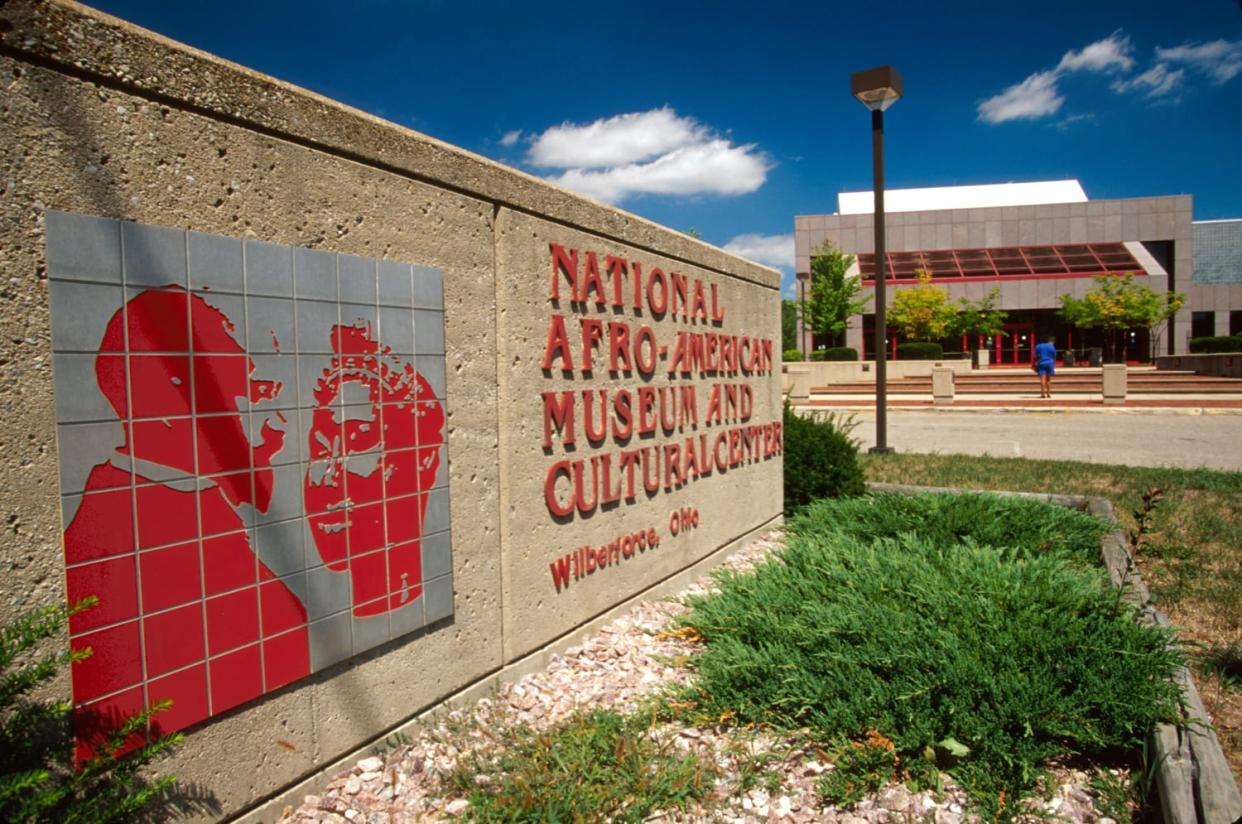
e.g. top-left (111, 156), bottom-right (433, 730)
top-left (1188, 335), bottom-right (1242, 354)
top-left (896, 342), bottom-right (943, 360)
top-left (816, 347), bottom-right (858, 361)
top-left (782, 404), bottom-right (865, 513)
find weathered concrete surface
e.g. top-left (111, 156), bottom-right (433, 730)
top-left (850, 410), bottom-right (1242, 471)
top-left (0, 0), bottom-right (783, 819)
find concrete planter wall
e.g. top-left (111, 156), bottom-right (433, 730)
top-left (1157, 353), bottom-right (1242, 378)
top-left (0, 2), bottom-right (783, 818)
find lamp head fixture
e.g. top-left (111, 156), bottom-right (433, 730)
top-left (851, 65), bottom-right (903, 112)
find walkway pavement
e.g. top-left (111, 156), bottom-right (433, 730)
top-left (838, 410), bottom-right (1242, 471)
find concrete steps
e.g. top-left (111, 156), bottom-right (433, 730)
top-left (808, 367), bottom-right (1242, 398)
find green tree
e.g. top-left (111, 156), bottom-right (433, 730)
top-left (781, 299), bottom-right (799, 352)
top-left (1058, 273), bottom-right (1186, 362)
top-left (802, 242), bottom-right (869, 348)
top-left (888, 270), bottom-right (958, 343)
top-left (950, 287), bottom-right (1008, 349)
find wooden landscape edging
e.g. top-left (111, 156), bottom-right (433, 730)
top-left (867, 483), bottom-right (1242, 824)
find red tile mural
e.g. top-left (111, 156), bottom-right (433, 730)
top-left (46, 212), bottom-right (452, 747)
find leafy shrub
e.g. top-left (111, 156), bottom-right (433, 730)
top-left (782, 348), bottom-right (804, 362)
top-left (895, 342), bottom-right (943, 360)
top-left (1, 598), bottom-right (182, 823)
top-left (818, 347), bottom-right (858, 361)
top-left (674, 492), bottom-right (1182, 820)
top-left (1188, 334), bottom-right (1242, 354)
top-left (781, 403), bottom-right (865, 512)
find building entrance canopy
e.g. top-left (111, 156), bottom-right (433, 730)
top-left (857, 242), bottom-right (1153, 283)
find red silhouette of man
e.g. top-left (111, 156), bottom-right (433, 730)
top-left (304, 323), bottom-right (444, 617)
top-left (64, 288), bottom-right (309, 747)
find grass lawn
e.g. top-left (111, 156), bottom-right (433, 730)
top-left (860, 452), bottom-right (1242, 784)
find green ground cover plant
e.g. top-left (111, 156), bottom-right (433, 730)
top-left (672, 492), bottom-right (1183, 819)
top-left (446, 708), bottom-right (714, 823)
top-left (859, 452), bottom-right (1242, 782)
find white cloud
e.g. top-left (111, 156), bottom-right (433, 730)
top-left (545, 139), bottom-right (768, 203)
top-left (528, 108), bottom-right (707, 169)
top-left (979, 31), bottom-right (1135, 124)
top-left (722, 233), bottom-right (794, 270)
top-left (1112, 63), bottom-right (1185, 98)
top-left (529, 109), bottom-right (769, 203)
top-left (1057, 31), bottom-right (1134, 72)
top-left (1055, 112), bottom-right (1097, 130)
top-left (1156, 39), bottom-right (1242, 84)
top-left (978, 70), bottom-right (1063, 124)
top-left (499, 129), bottom-right (523, 147)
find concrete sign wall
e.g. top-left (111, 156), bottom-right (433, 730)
top-left (0, 1), bottom-right (781, 818)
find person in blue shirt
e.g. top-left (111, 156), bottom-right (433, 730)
top-left (1033, 335), bottom-right (1057, 398)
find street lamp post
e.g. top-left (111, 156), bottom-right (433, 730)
top-left (851, 65), bottom-right (902, 454)
top-left (796, 270), bottom-right (810, 356)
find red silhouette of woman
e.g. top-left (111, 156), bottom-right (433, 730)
top-left (303, 323), bottom-right (444, 617)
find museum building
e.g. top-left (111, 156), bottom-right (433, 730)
top-left (793, 180), bottom-right (1242, 362)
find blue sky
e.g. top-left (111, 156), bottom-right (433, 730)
top-left (88, 0), bottom-right (1241, 295)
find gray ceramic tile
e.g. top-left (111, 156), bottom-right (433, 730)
top-left (351, 612), bottom-right (390, 653)
top-left (309, 610), bottom-right (353, 671)
top-left (415, 356), bottom-right (446, 398)
top-left (299, 359), bottom-right (340, 416)
top-left (244, 240), bottom-right (294, 297)
top-left (413, 310), bottom-right (444, 355)
top-left (422, 574), bottom-right (453, 624)
top-left (432, 445), bottom-right (448, 489)
top-left (389, 596), bottom-right (425, 638)
top-left (253, 519), bottom-right (306, 578)
top-left (339, 304), bottom-right (378, 339)
top-left (304, 564), bottom-right (352, 622)
top-left (48, 281), bottom-right (125, 352)
top-left (293, 248), bottom-right (337, 302)
top-left (57, 421), bottom-right (127, 495)
top-left (339, 255), bottom-right (377, 306)
top-left (300, 409), bottom-right (346, 466)
top-left (339, 404), bottom-right (382, 450)
top-left (421, 531), bottom-right (452, 580)
top-left (423, 487), bottom-right (449, 535)
top-left (253, 464), bottom-right (305, 524)
top-left (378, 307), bottom-right (415, 355)
top-left (248, 354), bottom-right (300, 410)
top-left (45, 211), bottom-right (122, 283)
top-left (249, 411), bottom-right (301, 473)
top-left (296, 300), bottom-right (339, 355)
top-left (188, 231), bottom-right (244, 294)
top-left (412, 266), bottom-right (443, 310)
top-left (247, 297), bottom-right (296, 356)
top-left (53, 354), bottom-right (118, 422)
top-left (195, 292), bottom-right (247, 352)
top-left (122, 221), bottom-right (187, 288)
top-left (377, 261), bottom-right (413, 308)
